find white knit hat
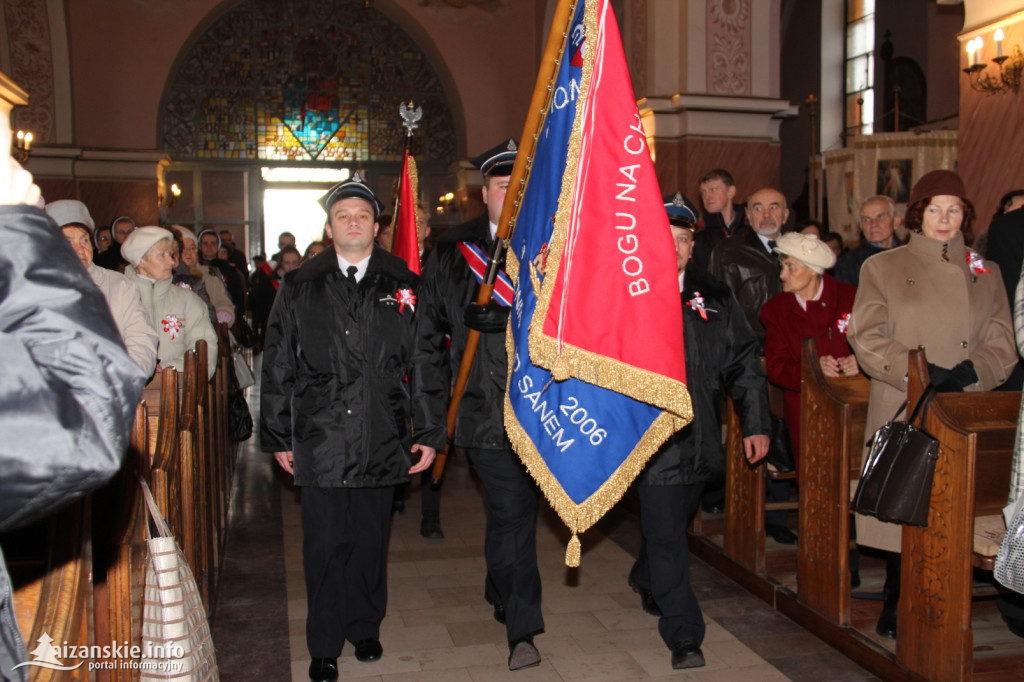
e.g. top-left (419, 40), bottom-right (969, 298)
top-left (121, 226), bottom-right (175, 267)
top-left (45, 199), bottom-right (95, 231)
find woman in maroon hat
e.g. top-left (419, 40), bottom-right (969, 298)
top-left (847, 169), bottom-right (1018, 639)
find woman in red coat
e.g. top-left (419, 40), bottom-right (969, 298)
top-left (760, 232), bottom-right (859, 470)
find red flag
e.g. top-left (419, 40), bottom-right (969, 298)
top-left (392, 151), bottom-right (420, 274)
top-left (533, 0), bottom-right (687, 397)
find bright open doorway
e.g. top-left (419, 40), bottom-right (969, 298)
top-left (262, 167), bottom-right (350, 256)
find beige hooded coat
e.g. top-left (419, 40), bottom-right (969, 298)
top-left (87, 263), bottom-right (159, 375)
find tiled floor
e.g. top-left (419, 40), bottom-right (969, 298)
top-left (281, 458), bottom-right (798, 681)
top-left (212, 371), bottom-right (877, 680)
top-left (214, 464), bottom-right (879, 681)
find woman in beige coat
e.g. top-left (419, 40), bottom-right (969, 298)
top-left (848, 170), bottom-right (1018, 639)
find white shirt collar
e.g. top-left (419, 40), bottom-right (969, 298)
top-left (678, 271), bottom-right (686, 293)
top-left (757, 232), bottom-right (778, 253)
top-left (336, 253), bottom-right (371, 282)
top-left (489, 220), bottom-right (498, 242)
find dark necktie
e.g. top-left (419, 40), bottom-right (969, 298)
top-left (346, 265), bottom-right (358, 283)
top-left (767, 239), bottom-right (777, 252)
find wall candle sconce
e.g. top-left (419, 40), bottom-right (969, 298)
top-left (161, 182), bottom-right (182, 209)
top-left (12, 130), bottom-right (32, 163)
top-left (964, 29), bottom-right (1023, 95)
top-left (436, 191), bottom-right (456, 215)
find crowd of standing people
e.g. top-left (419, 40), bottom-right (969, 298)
top-left (5, 102), bottom-right (1024, 679)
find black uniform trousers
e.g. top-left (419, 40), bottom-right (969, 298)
top-left (629, 483), bottom-right (706, 649)
top-left (394, 470), bottom-right (441, 517)
top-left (468, 446), bottom-right (545, 644)
top-left (302, 486), bottom-right (393, 657)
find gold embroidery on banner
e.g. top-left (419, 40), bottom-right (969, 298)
top-left (502, 0), bottom-right (693, 567)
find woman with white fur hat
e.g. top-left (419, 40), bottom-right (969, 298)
top-left (122, 226), bottom-right (218, 379)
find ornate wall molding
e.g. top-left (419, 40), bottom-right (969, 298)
top-left (4, 0), bottom-right (56, 143)
top-left (706, 0), bottom-right (751, 96)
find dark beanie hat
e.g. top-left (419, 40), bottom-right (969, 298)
top-left (909, 170), bottom-right (967, 206)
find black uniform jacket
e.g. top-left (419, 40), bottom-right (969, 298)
top-left (417, 214), bottom-right (509, 450)
top-left (638, 269), bottom-right (770, 486)
top-left (260, 246), bottom-right (446, 488)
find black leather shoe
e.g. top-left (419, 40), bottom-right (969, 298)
top-left (508, 636), bottom-right (541, 670)
top-left (392, 498), bottom-right (406, 516)
top-left (1005, 616), bottom-right (1024, 639)
top-left (670, 642), bottom-right (705, 670)
top-left (354, 638), bottom-right (383, 662)
top-left (420, 515), bottom-right (444, 539)
top-left (766, 524), bottom-right (798, 545)
top-left (701, 502), bottom-right (724, 514)
top-left (876, 606), bottom-right (897, 639)
top-left (627, 576), bottom-right (662, 616)
top-left (308, 657), bottom-right (338, 682)
top-left (486, 594), bottom-right (507, 624)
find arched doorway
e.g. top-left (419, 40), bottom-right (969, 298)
top-left (158, 0), bottom-right (460, 258)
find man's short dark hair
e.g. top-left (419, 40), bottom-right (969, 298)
top-left (822, 231), bottom-right (844, 248)
top-left (698, 169), bottom-right (735, 187)
top-left (279, 245), bottom-right (301, 259)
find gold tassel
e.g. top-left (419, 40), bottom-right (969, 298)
top-left (551, 354), bottom-right (570, 381)
top-left (565, 533), bottom-right (581, 567)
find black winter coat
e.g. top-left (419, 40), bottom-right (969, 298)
top-left (708, 223), bottom-right (782, 344)
top-left (638, 270), bottom-right (770, 486)
top-left (417, 214), bottom-right (508, 449)
top-left (260, 246), bottom-right (446, 488)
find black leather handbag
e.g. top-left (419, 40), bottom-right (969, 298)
top-left (852, 384), bottom-right (939, 527)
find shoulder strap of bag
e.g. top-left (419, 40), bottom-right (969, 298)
top-left (907, 382), bottom-right (938, 428)
top-left (133, 472), bottom-right (174, 540)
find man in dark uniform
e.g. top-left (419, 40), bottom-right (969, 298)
top-left (417, 139), bottom-right (545, 671)
top-left (629, 193), bottom-right (770, 670)
top-left (261, 178), bottom-right (445, 682)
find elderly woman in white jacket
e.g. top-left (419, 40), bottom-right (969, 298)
top-left (48, 199), bottom-right (158, 375)
top-left (122, 227), bottom-right (218, 379)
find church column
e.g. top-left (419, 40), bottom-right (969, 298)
top-left (627, 0), bottom-right (797, 200)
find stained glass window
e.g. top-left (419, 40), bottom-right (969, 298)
top-left (161, 0), bottom-right (456, 164)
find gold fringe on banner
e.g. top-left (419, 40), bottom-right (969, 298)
top-left (520, 0), bottom-right (693, 425)
top-left (408, 155), bottom-right (419, 212)
top-left (502, 0), bottom-right (693, 567)
top-left (504, 392), bottom-right (687, 566)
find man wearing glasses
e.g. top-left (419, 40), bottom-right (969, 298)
top-left (835, 195), bottom-right (903, 286)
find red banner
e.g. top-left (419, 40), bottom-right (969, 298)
top-left (536, 2), bottom-right (686, 390)
top-left (392, 151), bottom-right (420, 274)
